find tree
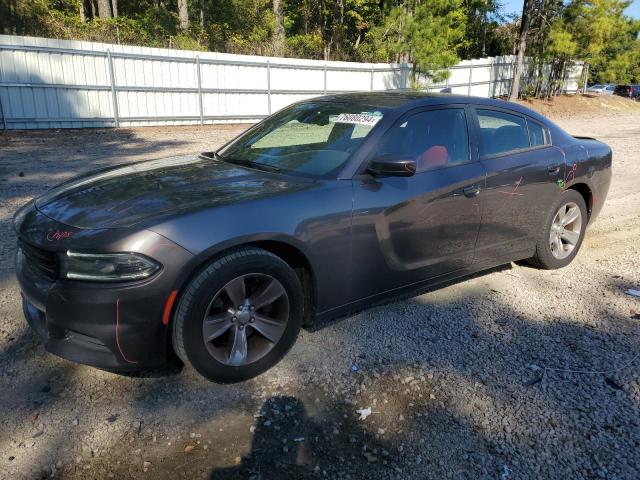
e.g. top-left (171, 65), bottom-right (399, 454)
top-left (509, 0), bottom-right (532, 101)
top-left (365, 0), bottom-right (466, 83)
top-left (96, 0), bottom-right (113, 18)
top-left (5, 0), bottom-right (637, 88)
top-left (565, 0), bottom-right (639, 84)
top-left (272, 0), bottom-right (285, 55)
top-left (459, 0), bottom-right (506, 58)
top-left (563, 0), bottom-right (617, 87)
top-left (544, 19), bottom-right (577, 98)
top-left (178, 0), bottom-right (188, 31)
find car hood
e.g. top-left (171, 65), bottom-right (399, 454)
top-left (35, 154), bottom-right (313, 229)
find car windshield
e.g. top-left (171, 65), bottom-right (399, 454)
top-left (217, 100), bottom-right (387, 179)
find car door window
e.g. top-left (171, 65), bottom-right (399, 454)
top-left (375, 109), bottom-right (470, 172)
top-left (527, 119), bottom-right (547, 147)
top-left (476, 109), bottom-right (530, 157)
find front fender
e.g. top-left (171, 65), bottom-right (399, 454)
top-left (148, 181), bottom-right (354, 313)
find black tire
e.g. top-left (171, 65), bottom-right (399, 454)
top-left (526, 189), bottom-right (588, 269)
top-left (172, 247), bottom-right (303, 383)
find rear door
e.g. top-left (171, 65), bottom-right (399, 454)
top-left (472, 107), bottom-right (565, 264)
top-left (350, 106), bottom-right (486, 301)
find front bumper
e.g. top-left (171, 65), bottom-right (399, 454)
top-left (17, 249), bottom-right (182, 370)
top-left (14, 210), bottom-right (194, 371)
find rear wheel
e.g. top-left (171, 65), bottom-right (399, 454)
top-left (172, 247), bottom-right (303, 383)
top-left (526, 190), bottom-right (587, 269)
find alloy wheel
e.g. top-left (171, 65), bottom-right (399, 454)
top-left (549, 201), bottom-right (582, 260)
top-left (202, 273), bottom-right (289, 366)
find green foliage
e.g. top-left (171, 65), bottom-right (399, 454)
top-left (1, 0), bottom-right (478, 65)
top-left (286, 33), bottom-right (324, 59)
top-left (562, 0), bottom-right (640, 83)
top-left (591, 16), bottom-right (640, 82)
top-left (1, 0), bottom-right (638, 87)
top-left (458, 0), bottom-right (511, 58)
top-left (410, 0), bottom-right (466, 81)
top-left (546, 21), bottom-right (577, 60)
top-left (363, 0), bottom-right (465, 82)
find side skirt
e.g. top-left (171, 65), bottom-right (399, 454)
top-left (307, 255), bottom-right (531, 330)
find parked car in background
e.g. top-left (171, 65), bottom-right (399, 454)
top-left (613, 84), bottom-right (640, 99)
top-left (585, 84), bottom-right (616, 96)
top-left (14, 92), bottom-right (612, 383)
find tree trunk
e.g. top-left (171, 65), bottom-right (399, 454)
top-left (481, 3), bottom-right (487, 57)
top-left (272, 0), bottom-right (285, 56)
top-left (534, 57), bottom-right (543, 98)
top-left (96, 0), bottom-right (112, 18)
top-left (509, 0), bottom-right (532, 101)
top-left (111, 0), bottom-right (117, 17)
top-left (581, 62), bottom-right (589, 93)
top-left (79, 0), bottom-right (86, 21)
top-left (178, 0), bottom-right (189, 31)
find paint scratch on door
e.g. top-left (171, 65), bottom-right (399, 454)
top-left (498, 176), bottom-right (524, 196)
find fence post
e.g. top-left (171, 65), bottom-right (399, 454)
top-left (106, 50), bottom-right (120, 128)
top-left (0, 92), bottom-right (6, 131)
top-left (370, 65), bottom-right (374, 91)
top-left (403, 64), bottom-right (410, 90)
top-left (468, 64), bottom-right (473, 96)
top-left (488, 58), bottom-right (494, 98)
top-left (266, 60), bottom-right (272, 115)
top-left (323, 64), bottom-right (327, 94)
top-left (196, 56), bottom-right (204, 125)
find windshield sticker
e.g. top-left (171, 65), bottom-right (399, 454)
top-left (334, 113), bottom-right (382, 126)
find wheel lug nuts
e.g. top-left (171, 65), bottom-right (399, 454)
top-left (239, 325), bottom-right (244, 330)
top-left (250, 317), bottom-right (255, 323)
top-left (232, 316), bottom-right (236, 321)
top-left (250, 305), bottom-right (255, 310)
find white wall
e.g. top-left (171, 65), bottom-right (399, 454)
top-left (0, 35), bottom-right (583, 130)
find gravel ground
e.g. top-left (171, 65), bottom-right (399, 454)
top-left (0, 107), bottom-right (639, 480)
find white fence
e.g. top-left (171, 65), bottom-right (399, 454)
top-left (0, 35), bottom-right (583, 130)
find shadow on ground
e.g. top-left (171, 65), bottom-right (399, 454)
top-left (2, 269), bottom-right (637, 479)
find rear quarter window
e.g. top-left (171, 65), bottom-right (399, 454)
top-left (476, 109), bottom-right (530, 156)
top-left (527, 120), bottom-right (548, 147)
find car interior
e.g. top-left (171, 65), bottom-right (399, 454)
top-left (376, 109), bottom-right (470, 171)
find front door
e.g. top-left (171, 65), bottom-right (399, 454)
top-left (350, 106), bottom-right (486, 302)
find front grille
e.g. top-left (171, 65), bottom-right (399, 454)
top-left (18, 239), bottom-right (59, 282)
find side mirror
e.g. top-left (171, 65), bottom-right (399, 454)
top-left (367, 155), bottom-right (416, 177)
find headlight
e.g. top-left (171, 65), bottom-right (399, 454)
top-left (61, 251), bottom-right (161, 282)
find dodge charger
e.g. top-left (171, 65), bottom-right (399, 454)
top-left (14, 92), bottom-right (612, 383)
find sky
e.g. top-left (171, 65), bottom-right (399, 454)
top-left (501, 0), bottom-right (640, 19)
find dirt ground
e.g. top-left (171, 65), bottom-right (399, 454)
top-left (517, 93), bottom-right (640, 118)
top-left (0, 95), bottom-right (639, 480)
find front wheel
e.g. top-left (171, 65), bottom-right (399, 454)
top-left (172, 247), bottom-right (303, 383)
top-left (526, 189), bottom-right (588, 269)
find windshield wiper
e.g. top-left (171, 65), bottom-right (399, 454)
top-left (220, 157), bottom-right (281, 173)
top-left (246, 161), bottom-right (281, 172)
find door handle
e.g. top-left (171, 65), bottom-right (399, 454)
top-left (463, 184), bottom-right (481, 198)
top-left (548, 165), bottom-right (561, 175)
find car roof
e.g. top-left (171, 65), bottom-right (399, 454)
top-left (315, 91), bottom-right (547, 122)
